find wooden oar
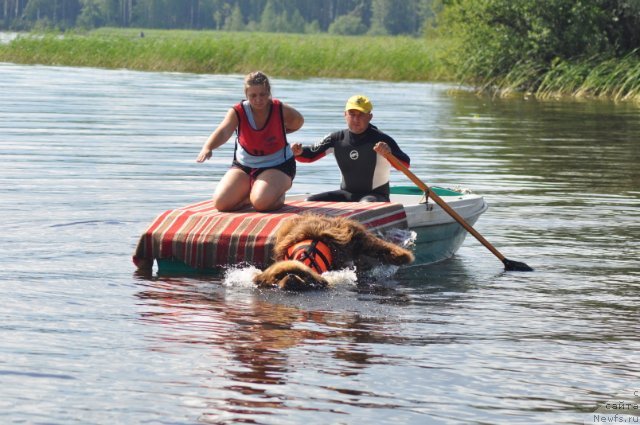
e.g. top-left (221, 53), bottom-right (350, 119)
top-left (380, 150), bottom-right (533, 272)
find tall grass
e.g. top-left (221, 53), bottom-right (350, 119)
top-left (0, 28), bottom-right (452, 82)
top-left (457, 52), bottom-right (640, 103)
top-left (535, 51), bottom-right (640, 102)
top-left (2, 28), bottom-right (638, 102)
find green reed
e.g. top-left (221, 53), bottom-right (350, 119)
top-left (534, 51), bottom-right (640, 102)
top-left (0, 28), bottom-right (451, 82)
top-left (480, 52), bottom-right (640, 102)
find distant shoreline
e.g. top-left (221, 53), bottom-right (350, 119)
top-left (2, 28), bottom-right (638, 103)
top-left (0, 28), bottom-right (451, 83)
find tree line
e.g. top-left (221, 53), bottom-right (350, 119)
top-left (435, 0), bottom-right (640, 94)
top-left (2, 0), bottom-right (638, 99)
top-left (0, 0), bottom-right (434, 36)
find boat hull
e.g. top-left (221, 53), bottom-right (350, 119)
top-left (389, 189), bottom-right (487, 266)
top-left (409, 211), bottom-right (483, 266)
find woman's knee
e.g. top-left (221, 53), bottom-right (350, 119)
top-left (212, 188), bottom-right (249, 211)
top-left (213, 170), bottom-right (250, 211)
top-left (251, 192), bottom-right (284, 212)
top-left (212, 195), bottom-right (240, 212)
top-left (250, 173), bottom-right (290, 211)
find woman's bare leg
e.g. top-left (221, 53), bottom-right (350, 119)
top-left (212, 168), bottom-right (251, 211)
top-left (250, 169), bottom-right (292, 212)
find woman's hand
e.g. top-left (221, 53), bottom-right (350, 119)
top-left (291, 143), bottom-right (302, 156)
top-left (196, 108), bottom-right (238, 163)
top-left (196, 147), bottom-right (212, 163)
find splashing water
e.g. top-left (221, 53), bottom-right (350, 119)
top-left (381, 228), bottom-right (417, 249)
top-left (222, 264), bottom-right (260, 288)
top-left (222, 264), bottom-right (359, 288)
top-left (362, 264), bottom-right (402, 282)
top-left (321, 267), bottom-right (358, 286)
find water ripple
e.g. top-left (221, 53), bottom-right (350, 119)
top-left (1, 62), bottom-right (639, 425)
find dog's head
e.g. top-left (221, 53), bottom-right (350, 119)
top-left (253, 260), bottom-right (329, 291)
top-left (284, 239), bottom-right (333, 274)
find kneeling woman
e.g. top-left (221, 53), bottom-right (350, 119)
top-left (196, 71), bottom-right (304, 212)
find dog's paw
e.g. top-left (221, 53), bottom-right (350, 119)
top-left (374, 244), bottom-right (415, 266)
top-left (386, 247), bottom-right (415, 265)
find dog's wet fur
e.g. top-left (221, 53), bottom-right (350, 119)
top-left (253, 213), bottom-right (414, 291)
top-left (253, 260), bottom-right (330, 290)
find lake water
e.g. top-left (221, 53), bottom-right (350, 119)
top-left (1, 62), bottom-right (639, 424)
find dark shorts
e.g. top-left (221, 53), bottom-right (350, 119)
top-left (232, 156), bottom-right (296, 184)
top-left (306, 189), bottom-right (389, 203)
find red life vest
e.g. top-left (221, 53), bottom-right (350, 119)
top-left (285, 239), bottom-right (333, 274)
top-left (233, 99), bottom-right (288, 157)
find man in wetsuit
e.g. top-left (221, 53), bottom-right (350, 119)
top-left (291, 94), bottom-right (410, 202)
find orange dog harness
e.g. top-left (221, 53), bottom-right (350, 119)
top-left (285, 239), bottom-right (333, 274)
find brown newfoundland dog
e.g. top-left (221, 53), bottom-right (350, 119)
top-left (253, 214), bottom-right (414, 290)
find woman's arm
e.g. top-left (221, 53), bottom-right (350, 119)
top-left (282, 103), bottom-right (304, 134)
top-left (196, 108), bottom-right (239, 163)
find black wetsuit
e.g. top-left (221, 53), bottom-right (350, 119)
top-left (296, 124), bottom-right (410, 202)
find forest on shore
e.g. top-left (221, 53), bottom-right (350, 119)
top-left (0, 0), bottom-right (432, 36)
top-left (1, 0), bottom-right (639, 101)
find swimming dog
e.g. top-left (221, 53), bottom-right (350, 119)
top-left (253, 214), bottom-right (414, 290)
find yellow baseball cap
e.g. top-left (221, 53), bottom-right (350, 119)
top-left (345, 95), bottom-right (372, 114)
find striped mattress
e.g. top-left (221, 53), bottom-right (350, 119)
top-left (133, 199), bottom-right (408, 269)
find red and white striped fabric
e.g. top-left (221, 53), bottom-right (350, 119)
top-left (133, 200), bottom-right (408, 269)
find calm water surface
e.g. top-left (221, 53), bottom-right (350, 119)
top-left (1, 62), bottom-right (639, 424)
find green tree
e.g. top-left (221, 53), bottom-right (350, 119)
top-left (370, 0), bottom-right (421, 35)
top-left (600, 0), bottom-right (640, 52)
top-left (210, 0), bottom-right (231, 30)
top-left (23, 0), bottom-right (50, 21)
top-left (369, 0), bottom-right (389, 34)
top-left (2, 0), bottom-right (444, 35)
top-left (438, 0), bottom-right (640, 88)
top-left (77, 0), bottom-right (105, 27)
top-left (118, 0), bottom-right (132, 26)
top-left (282, 8), bottom-right (305, 33)
top-left (23, 0), bottom-right (80, 27)
top-left (223, 3), bottom-right (243, 31)
top-left (328, 13), bottom-right (366, 35)
top-left (259, 0), bottom-right (277, 32)
top-left (304, 19), bottom-right (321, 33)
top-left (98, 0), bottom-right (120, 26)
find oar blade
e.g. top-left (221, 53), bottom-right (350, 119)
top-left (502, 258), bottom-right (533, 272)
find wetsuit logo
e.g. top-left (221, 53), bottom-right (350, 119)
top-left (312, 135), bottom-right (331, 152)
top-left (349, 150), bottom-right (359, 160)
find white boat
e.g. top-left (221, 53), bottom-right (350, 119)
top-left (392, 186), bottom-right (488, 266)
top-left (287, 186), bottom-right (488, 267)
